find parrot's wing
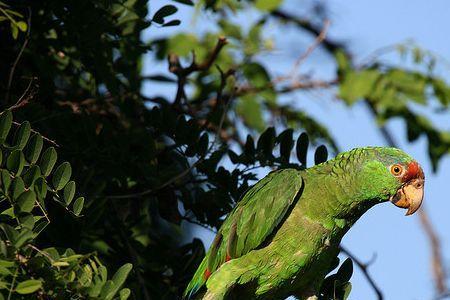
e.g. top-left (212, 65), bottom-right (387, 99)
top-left (184, 169), bottom-right (304, 298)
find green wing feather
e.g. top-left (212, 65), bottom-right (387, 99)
top-left (184, 169), bottom-right (304, 298)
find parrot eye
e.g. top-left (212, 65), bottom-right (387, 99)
top-left (390, 164), bottom-right (404, 177)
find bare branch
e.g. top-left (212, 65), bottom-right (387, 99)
top-left (270, 10), bottom-right (348, 54)
top-left (340, 246), bottom-right (383, 300)
top-left (419, 208), bottom-right (447, 295)
top-left (169, 37), bottom-right (228, 105)
top-left (284, 20), bottom-right (331, 81)
top-left (12, 121), bottom-right (60, 147)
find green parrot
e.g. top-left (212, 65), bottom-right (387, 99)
top-left (184, 147), bottom-right (425, 300)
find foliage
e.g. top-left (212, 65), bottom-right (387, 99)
top-left (0, 110), bottom-right (131, 299)
top-left (1, 0), bottom-right (450, 299)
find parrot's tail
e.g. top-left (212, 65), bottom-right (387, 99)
top-left (183, 258), bottom-right (209, 299)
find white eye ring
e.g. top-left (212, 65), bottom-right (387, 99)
top-left (389, 164), bottom-right (405, 177)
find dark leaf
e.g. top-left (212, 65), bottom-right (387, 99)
top-left (277, 129), bottom-right (294, 162)
top-left (172, 0), bottom-right (194, 5)
top-left (296, 133), bottom-right (309, 166)
top-left (25, 134), bottom-right (43, 164)
top-left (314, 145), bottom-right (328, 165)
top-left (13, 121), bottom-right (31, 150)
top-left (39, 147), bottom-right (57, 177)
top-left (72, 197), bottom-right (84, 216)
top-left (63, 181), bottom-right (76, 206)
top-left (52, 162), bottom-right (72, 191)
top-left (6, 149), bottom-right (25, 175)
top-left (163, 20), bottom-right (181, 27)
top-left (0, 110), bottom-right (12, 142)
top-left (152, 5), bottom-right (178, 24)
top-left (257, 127), bottom-right (276, 157)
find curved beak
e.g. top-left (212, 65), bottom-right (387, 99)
top-left (390, 178), bottom-right (424, 216)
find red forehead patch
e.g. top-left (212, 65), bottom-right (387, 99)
top-left (402, 161), bottom-right (423, 182)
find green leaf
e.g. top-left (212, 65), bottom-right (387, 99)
top-left (296, 133), bottom-right (309, 166)
top-left (314, 145), bottom-right (328, 165)
top-left (119, 288), bottom-right (131, 300)
top-left (0, 266), bottom-right (12, 276)
top-left (11, 177), bottom-right (25, 200)
top-left (16, 21), bottom-right (27, 32)
top-left (339, 70), bottom-right (380, 104)
top-left (15, 279), bottom-right (42, 294)
top-left (254, 0), bottom-right (282, 11)
top-left (13, 228), bottom-right (34, 249)
top-left (23, 165), bottom-right (41, 187)
top-left (72, 197), bottom-right (84, 216)
top-left (152, 5), bottom-right (177, 24)
top-left (0, 170), bottom-right (11, 191)
top-left (16, 190), bottom-right (36, 213)
top-left (13, 121), bottom-right (31, 150)
top-left (242, 63), bottom-right (270, 88)
top-left (335, 49), bottom-right (351, 73)
top-left (18, 213), bottom-right (35, 230)
top-left (25, 134), bottom-right (43, 164)
top-left (39, 147), bottom-right (57, 177)
top-left (104, 263), bottom-right (132, 300)
top-left (100, 281), bottom-right (115, 299)
top-left (33, 177), bottom-right (47, 201)
top-left (6, 149), bottom-right (25, 176)
top-left (11, 23), bottom-right (18, 39)
top-left (342, 282), bottom-right (352, 300)
top-left (63, 181), bottom-right (76, 205)
top-left (0, 110), bottom-right (12, 143)
top-left (236, 96), bottom-right (265, 131)
top-left (52, 162), bottom-right (72, 190)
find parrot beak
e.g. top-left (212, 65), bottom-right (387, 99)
top-left (390, 162), bottom-right (424, 216)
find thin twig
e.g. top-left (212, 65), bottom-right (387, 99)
top-left (8, 77), bottom-right (36, 111)
top-left (12, 121), bottom-right (60, 147)
top-left (340, 246), bottom-right (383, 300)
top-left (271, 10), bottom-right (347, 54)
top-left (28, 244), bottom-right (55, 264)
top-left (419, 208), bottom-right (447, 294)
top-left (169, 37), bottom-right (228, 105)
top-left (285, 20), bottom-right (330, 81)
top-left (6, 8), bottom-right (31, 103)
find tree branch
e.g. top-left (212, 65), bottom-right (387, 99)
top-left (340, 246), bottom-right (383, 300)
top-left (169, 37), bottom-right (228, 105)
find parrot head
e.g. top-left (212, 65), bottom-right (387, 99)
top-left (359, 147), bottom-right (425, 215)
top-left (387, 160), bottom-right (424, 215)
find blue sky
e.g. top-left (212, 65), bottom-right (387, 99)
top-left (144, 1), bottom-right (450, 299)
